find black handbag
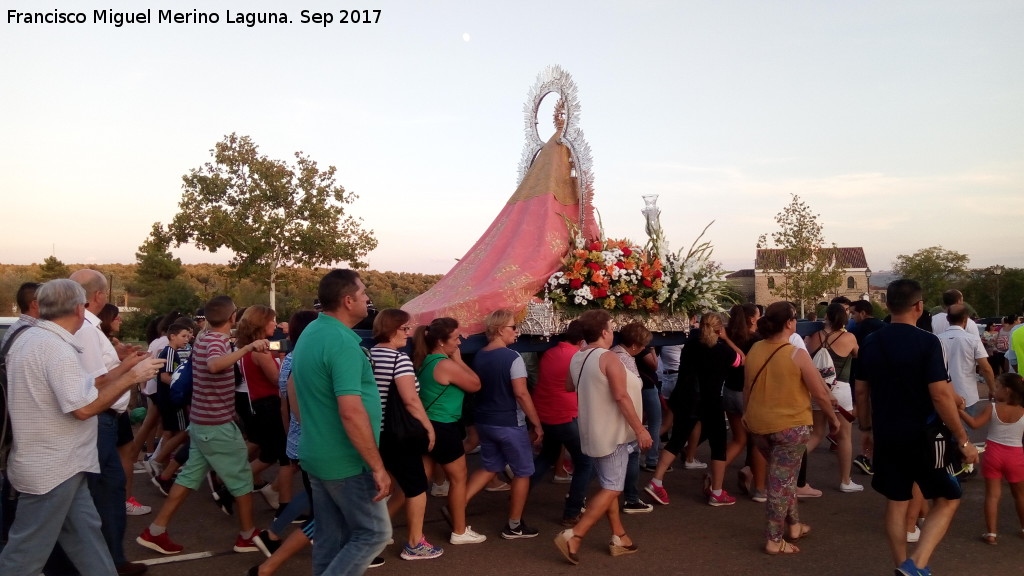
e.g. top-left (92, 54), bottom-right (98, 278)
top-left (383, 365), bottom-right (429, 451)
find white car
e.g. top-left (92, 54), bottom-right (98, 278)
top-left (0, 317), bottom-right (19, 343)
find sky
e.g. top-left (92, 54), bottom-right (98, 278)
top-left (2, 1), bottom-right (1022, 276)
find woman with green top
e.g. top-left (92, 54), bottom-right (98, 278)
top-left (412, 317), bottom-right (484, 545)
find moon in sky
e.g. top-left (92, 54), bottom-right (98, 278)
top-left (462, 33), bottom-right (471, 42)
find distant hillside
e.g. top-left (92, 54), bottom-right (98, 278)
top-left (0, 262), bottom-right (442, 316)
top-left (869, 271), bottom-right (898, 287)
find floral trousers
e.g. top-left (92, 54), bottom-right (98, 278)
top-left (753, 425), bottom-right (810, 542)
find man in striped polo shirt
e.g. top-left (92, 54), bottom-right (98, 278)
top-left (137, 295), bottom-right (270, 556)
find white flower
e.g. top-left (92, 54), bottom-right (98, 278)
top-left (573, 286), bottom-right (593, 304)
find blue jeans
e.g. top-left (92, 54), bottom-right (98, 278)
top-left (310, 471), bottom-right (389, 576)
top-left (623, 445), bottom-right (641, 503)
top-left (530, 418), bottom-right (594, 518)
top-left (0, 473), bottom-right (116, 575)
top-left (88, 411), bottom-right (126, 565)
top-left (270, 490), bottom-right (310, 535)
top-left (641, 387), bottom-right (662, 467)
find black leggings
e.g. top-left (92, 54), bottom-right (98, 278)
top-left (664, 390), bottom-right (727, 461)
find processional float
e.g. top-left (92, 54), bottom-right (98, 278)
top-left (403, 66), bottom-right (727, 338)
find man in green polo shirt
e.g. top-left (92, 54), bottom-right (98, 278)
top-left (292, 269), bottom-right (391, 576)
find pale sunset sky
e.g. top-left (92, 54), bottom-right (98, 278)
top-left (2, 1), bottom-right (1021, 275)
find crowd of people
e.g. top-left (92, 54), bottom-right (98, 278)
top-left (1, 271), bottom-right (1023, 576)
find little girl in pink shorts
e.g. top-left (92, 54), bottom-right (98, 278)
top-left (959, 372), bottom-right (1024, 545)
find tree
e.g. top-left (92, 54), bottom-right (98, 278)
top-left (170, 133), bottom-right (378, 310)
top-left (38, 255), bottom-right (70, 282)
top-left (756, 194), bottom-right (843, 316)
top-left (892, 246), bottom-right (969, 308)
top-left (132, 223), bottom-right (201, 319)
top-left (135, 223), bottom-right (184, 294)
top-left (962, 266), bottom-right (1024, 318)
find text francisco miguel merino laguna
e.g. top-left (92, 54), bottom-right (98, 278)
top-left (6, 9), bottom-right (336, 28)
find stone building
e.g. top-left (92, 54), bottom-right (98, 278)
top-left (726, 247), bottom-right (873, 306)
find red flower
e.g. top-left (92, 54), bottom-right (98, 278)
top-left (615, 261), bottom-right (625, 269)
top-left (654, 270), bottom-right (663, 278)
top-left (569, 279), bottom-right (582, 289)
top-left (596, 288), bottom-right (608, 298)
top-left (621, 247), bottom-right (632, 257)
top-left (643, 279), bottom-right (653, 288)
top-left (589, 241), bottom-right (602, 251)
top-left (586, 262), bottom-right (601, 271)
top-left (622, 294), bottom-right (634, 306)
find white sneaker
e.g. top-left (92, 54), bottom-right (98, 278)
top-left (484, 481), bottom-right (511, 492)
top-left (143, 458), bottom-right (164, 479)
top-left (839, 481), bottom-right (864, 493)
top-left (683, 459), bottom-right (708, 470)
top-left (125, 498), bottom-right (152, 516)
top-left (450, 526), bottom-right (487, 545)
top-left (430, 480), bottom-right (450, 497)
top-left (257, 483), bottom-right (280, 510)
top-left (906, 525), bottom-right (921, 543)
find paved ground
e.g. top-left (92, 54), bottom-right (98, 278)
top-left (125, 429), bottom-right (1023, 576)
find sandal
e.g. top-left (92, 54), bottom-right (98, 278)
top-left (765, 539), bottom-right (800, 555)
top-left (555, 529), bottom-right (581, 565)
top-left (787, 523), bottom-right (811, 540)
top-left (981, 533), bottom-right (998, 545)
top-left (609, 534), bottom-right (638, 556)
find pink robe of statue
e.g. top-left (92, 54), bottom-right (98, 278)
top-left (402, 132), bottom-right (599, 335)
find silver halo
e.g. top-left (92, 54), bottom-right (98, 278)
top-left (516, 65), bottom-right (595, 242)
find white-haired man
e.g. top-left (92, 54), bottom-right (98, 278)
top-left (0, 279), bottom-right (161, 574)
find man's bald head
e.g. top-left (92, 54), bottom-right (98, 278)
top-left (946, 303), bottom-right (969, 327)
top-left (69, 269), bottom-right (108, 310)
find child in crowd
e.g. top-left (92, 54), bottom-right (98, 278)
top-left (151, 321), bottom-right (194, 477)
top-left (959, 372), bottom-right (1024, 544)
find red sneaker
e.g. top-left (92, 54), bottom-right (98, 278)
top-left (644, 482), bottom-right (670, 505)
top-left (708, 489), bottom-right (737, 507)
top-left (136, 528), bottom-right (183, 554)
top-left (234, 534), bottom-right (260, 553)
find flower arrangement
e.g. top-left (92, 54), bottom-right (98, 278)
top-left (541, 197), bottom-right (733, 317)
top-left (658, 221), bottom-right (733, 314)
top-left (545, 238), bottom-right (665, 312)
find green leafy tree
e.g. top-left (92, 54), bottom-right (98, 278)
top-left (756, 194), bottom-right (843, 316)
top-left (892, 246), bottom-right (970, 308)
top-left (962, 266), bottom-right (1024, 318)
top-left (38, 255), bottom-right (70, 282)
top-left (132, 223), bottom-right (201, 319)
top-left (135, 223), bottom-right (183, 294)
top-left (170, 133), bottom-right (378, 310)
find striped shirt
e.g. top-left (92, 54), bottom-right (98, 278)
top-left (190, 331), bottom-right (236, 425)
top-left (369, 347), bottom-right (417, 431)
top-left (279, 353), bottom-right (301, 460)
